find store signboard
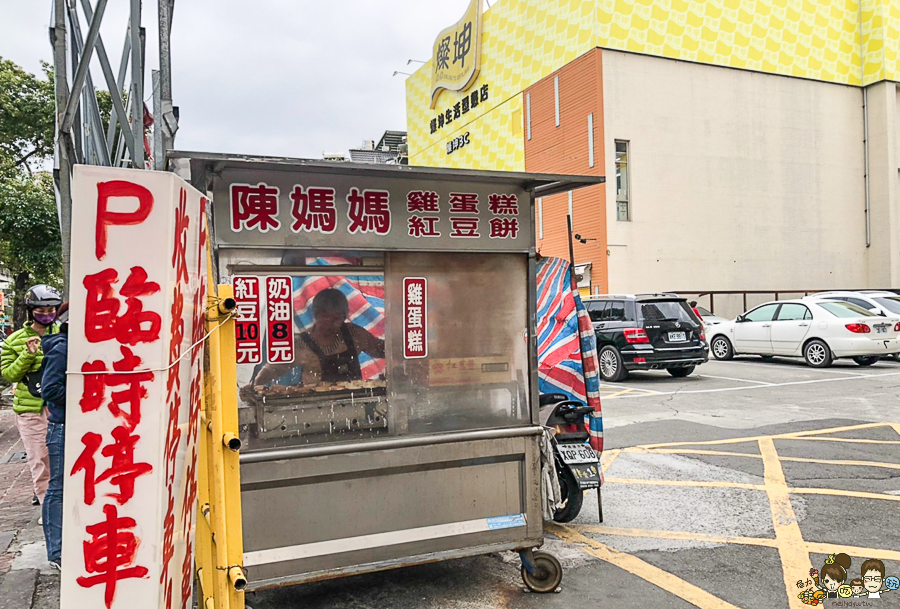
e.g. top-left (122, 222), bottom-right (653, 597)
top-left (430, 0), bottom-right (483, 108)
top-left (214, 169), bottom-right (531, 252)
top-left (265, 276), bottom-right (295, 364)
top-left (233, 276), bottom-right (263, 364)
top-left (403, 278), bottom-right (427, 359)
top-left (63, 166), bottom-right (207, 609)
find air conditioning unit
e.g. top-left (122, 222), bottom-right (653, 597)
top-left (398, 143), bottom-right (409, 155)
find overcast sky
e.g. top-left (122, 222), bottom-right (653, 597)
top-left (1, 0), bottom-right (478, 158)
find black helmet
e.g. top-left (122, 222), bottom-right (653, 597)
top-left (24, 284), bottom-right (63, 309)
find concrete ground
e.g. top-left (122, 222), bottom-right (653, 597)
top-left (8, 356), bottom-right (900, 608)
top-left (247, 356), bottom-right (900, 609)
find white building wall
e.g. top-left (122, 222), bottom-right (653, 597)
top-left (864, 82), bottom-right (900, 288)
top-left (602, 51), bottom-right (869, 305)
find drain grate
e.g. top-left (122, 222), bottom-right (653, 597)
top-left (1, 452), bottom-right (27, 465)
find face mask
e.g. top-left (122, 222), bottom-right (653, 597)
top-left (33, 313), bottom-right (57, 326)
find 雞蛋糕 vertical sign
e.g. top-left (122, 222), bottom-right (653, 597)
top-left (233, 276), bottom-right (262, 364)
top-left (265, 276), bottom-right (295, 364)
top-left (63, 166), bottom-right (207, 609)
top-left (403, 278), bottom-right (427, 359)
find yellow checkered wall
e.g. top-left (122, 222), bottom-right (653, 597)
top-left (408, 0), bottom-right (900, 169)
top-left (862, 0), bottom-right (900, 83)
top-left (413, 95), bottom-right (525, 171)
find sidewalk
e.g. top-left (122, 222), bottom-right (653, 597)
top-left (0, 389), bottom-right (59, 609)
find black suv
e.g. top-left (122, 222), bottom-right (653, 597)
top-left (584, 294), bottom-right (708, 382)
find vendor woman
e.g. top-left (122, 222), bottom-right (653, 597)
top-left (253, 288), bottom-right (385, 386)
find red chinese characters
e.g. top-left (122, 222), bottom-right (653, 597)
top-left (407, 190), bottom-right (440, 213)
top-left (95, 181), bottom-right (154, 261)
top-left (69, 170), bottom-right (207, 609)
top-left (448, 192), bottom-right (479, 214)
top-left (448, 192), bottom-right (480, 238)
top-left (488, 193), bottom-right (519, 215)
top-left (408, 216), bottom-right (441, 238)
top-left (230, 182), bottom-right (281, 233)
top-left (77, 504), bottom-right (150, 609)
top-left (489, 217), bottom-right (520, 239)
top-left (233, 276), bottom-right (262, 364)
top-left (347, 188), bottom-right (391, 235)
top-left (407, 190), bottom-right (440, 238)
top-left (266, 276), bottom-right (295, 364)
top-left (403, 278), bottom-right (427, 358)
top-left (488, 192), bottom-right (519, 240)
top-left (74, 179), bottom-right (161, 607)
top-left (291, 185), bottom-right (337, 234)
top-left (83, 267), bottom-right (162, 345)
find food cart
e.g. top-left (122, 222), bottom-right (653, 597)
top-left (170, 151), bottom-right (602, 593)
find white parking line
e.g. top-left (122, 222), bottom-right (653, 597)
top-left (718, 360), bottom-right (871, 376)
top-left (697, 374), bottom-right (773, 385)
top-left (605, 370), bottom-right (900, 398)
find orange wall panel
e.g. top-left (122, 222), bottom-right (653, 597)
top-left (525, 49), bottom-right (608, 293)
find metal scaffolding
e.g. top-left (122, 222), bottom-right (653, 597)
top-left (50, 0), bottom-right (177, 288)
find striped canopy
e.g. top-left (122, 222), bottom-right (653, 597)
top-left (536, 257), bottom-right (603, 453)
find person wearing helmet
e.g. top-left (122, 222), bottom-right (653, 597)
top-left (0, 284), bottom-right (61, 509)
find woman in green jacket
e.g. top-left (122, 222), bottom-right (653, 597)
top-left (0, 285), bottom-right (62, 508)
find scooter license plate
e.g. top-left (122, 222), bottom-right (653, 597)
top-left (569, 462), bottom-right (601, 489)
top-left (557, 443), bottom-right (598, 464)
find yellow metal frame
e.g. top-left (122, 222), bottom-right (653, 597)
top-left (195, 249), bottom-right (246, 609)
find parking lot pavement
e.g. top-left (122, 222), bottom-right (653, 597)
top-left (246, 357), bottom-right (900, 609)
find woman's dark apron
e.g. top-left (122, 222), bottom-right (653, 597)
top-left (299, 323), bottom-right (363, 382)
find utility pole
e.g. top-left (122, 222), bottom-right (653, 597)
top-left (567, 214), bottom-right (577, 291)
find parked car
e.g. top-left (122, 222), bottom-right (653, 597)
top-left (694, 305), bottom-right (729, 325)
top-left (807, 290), bottom-right (900, 317)
top-left (707, 298), bottom-right (900, 367)
top-left (806, 291), bottom-right (900, 360)
top-left (583, 294), bottom-right (708, 382)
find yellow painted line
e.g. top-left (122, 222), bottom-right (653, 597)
top-left (598, 383), bottom-right (663, 395)
top-left (570, 524), bottom-right (778, 549)
top-left (779, 456), bottom-right (900, 471)
top-left (806, 542), bottom-right (900, 562)
top-left (604, 477), bottom-right (765, 491)
top-left (759, 438), bottom-right (811, 609)
top-left (777, 422), bottom-right (892, 439)
top-left (600, 449), bottom-right (621, 475)
top-left (630, 447), bottom-right (900, 470)
top-left (637, 422), bottom-right (893, 449)
top-left (600, 477), bottom-right (900, 502)
top-left (548, 523), bottom-right (745, 609)
top-left (791, 487), bottom-right (900, 502)
top-left (602, 388), bottom-right (635, 398)
top-left (635, 448), bottom-right (764, 459)
top-left (891, 423), bottom-right (900, 438)
top-left (776, 437), bottom-right (900, 445)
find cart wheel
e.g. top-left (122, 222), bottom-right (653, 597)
top-left (521, 551), bottom-right (563, 593)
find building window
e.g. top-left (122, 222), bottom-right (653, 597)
top-left (588, 114), bottom-right (594, 168)
top-left (538, 198), bottom-right (543, 239)
top-left (554, 76), bottom-right (560, 127)
top-left (526, 93), bottom-right (532, 141)
top-left (615, 140), bottom-right (630, 222)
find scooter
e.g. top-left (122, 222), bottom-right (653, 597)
top-left (539, 393), bottom-right (603, 523)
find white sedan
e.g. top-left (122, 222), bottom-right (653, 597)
top-left (707, 298), bottom-right (900, 367)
